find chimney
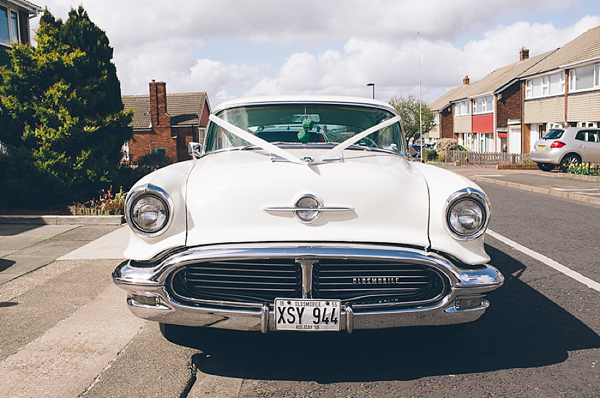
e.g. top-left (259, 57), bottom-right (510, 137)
top-left (149, 80), bottom-right (170, 128)
top-left (463, 75), bottom-right (470, 85)
top-left (520, 47), bottom-right (529, 61)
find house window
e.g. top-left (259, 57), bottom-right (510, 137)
top-left (474, 95), bottom-right (493, 114)
top-left (455, 100), bottom-right (470, 116)
top-left (569, 64), bottom-right (599, 92)
top-left (0, 6), bottom-right (19, 45)
top-left (525, 72), bottom-right (565, 99)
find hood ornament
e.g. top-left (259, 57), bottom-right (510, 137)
top-left (264, 194), bottom-right (353, 224)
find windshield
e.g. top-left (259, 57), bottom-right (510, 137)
top-left (542, 129), bottom-right (564, 139)
top-left (205, 103), bottom-right (404, 154)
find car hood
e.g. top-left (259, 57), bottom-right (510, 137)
top-left (185, 149), bottom-right (431, 248)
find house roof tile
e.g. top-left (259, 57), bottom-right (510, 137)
top-left (122, 92), bottom-right (208, 130)
top-left (520, 26), bottom-right (600, 77)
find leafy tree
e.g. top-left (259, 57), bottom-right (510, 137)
top-left (389, 95), bottom-right (434, 142)
top-left (0, 6), bottom-right (132, 206)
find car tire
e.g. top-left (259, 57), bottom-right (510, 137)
top-left (537, 163), bottom-right (555, 172)
top-left (159, 323), bottom-right (195, 345)
top-left (559, 154), bottom-right (581, 172)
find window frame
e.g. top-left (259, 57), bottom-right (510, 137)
top-left (569, 63), bottom-right (600, 93)
top-left (455, 100), bottom-right (471, 117)
top-left (0, 5), bottom-right (20, 47)
top-left (525, 72), bottom-right (565, 99)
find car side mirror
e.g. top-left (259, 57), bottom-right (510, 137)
top-left (188, 142), bottom-right (202, 159)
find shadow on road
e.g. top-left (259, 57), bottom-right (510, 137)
top-left (174, 243), bottom-right (600, 383)
top-left (0, 259), bottom-right (15, 272)
top-left (0, 224), bottom-right (44, 236)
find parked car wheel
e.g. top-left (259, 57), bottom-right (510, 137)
top-left (537, 163), bottom-right (555, 172)
top-left (559, 153), bottom-right (581, 172)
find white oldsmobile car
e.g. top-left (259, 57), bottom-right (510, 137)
top-left (113, 96), bottom-right (503, 340)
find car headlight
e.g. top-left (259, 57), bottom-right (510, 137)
top-left (445, 188), bottom-right (490, 240)
top-left (125, 184), bottom-right (173, 236)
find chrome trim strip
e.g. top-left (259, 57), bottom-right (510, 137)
top-left (298, 259), bottom-right (314, 298)
top-left (261, 303), bottom-right (269, 333)
top-left (264, 193), bottom-right (354, 224)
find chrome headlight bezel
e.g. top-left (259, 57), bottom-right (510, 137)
top-left (444, 188), bottom-right (490, 241)
top-left (125, 184), bottom-right (174, 237)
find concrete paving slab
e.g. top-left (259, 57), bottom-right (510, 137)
top-left (59, 226), bottom-right (129, 260)
top-left (0, 225), bottom-right (121, 285)
top-left (0, 283), bottom-right (145, 398)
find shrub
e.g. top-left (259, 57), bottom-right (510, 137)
top-left (69, 187), bottom-right (126, 215)
top-left (425, 149), bottom-right (438, 162)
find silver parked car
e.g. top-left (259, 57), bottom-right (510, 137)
top-left (531, 127), bottom-right (600, 172)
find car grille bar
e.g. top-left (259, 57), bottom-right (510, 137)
top-left (169, 257), bottom-right (447, 308)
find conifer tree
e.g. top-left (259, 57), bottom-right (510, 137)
top-left (0, 6), bottom-right (132, 206)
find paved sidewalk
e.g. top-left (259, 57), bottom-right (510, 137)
top-left (437, 164), bottom-right (600, 207)
top-left (0, 224), bottom-right (124, 285)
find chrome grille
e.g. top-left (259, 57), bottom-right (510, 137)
top-left (314, 259), bottom-right (446, 306)
top-left (169, 258), bottom-right (446, 307)
top-left (171, 259), bottom-right (301, 303)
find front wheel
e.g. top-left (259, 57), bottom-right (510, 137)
top-left (559, 154), bottom-right (581, 172)
top-left (537, 163), bottom-right (555, 172)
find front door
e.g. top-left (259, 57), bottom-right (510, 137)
top-left (509, 126), bottom-right (522, 154)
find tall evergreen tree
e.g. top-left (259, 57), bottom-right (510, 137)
top-left (0, 6), bottom-right (132, 206)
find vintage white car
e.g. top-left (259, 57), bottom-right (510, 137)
top-left (113, 96), bottom-right (503, 340)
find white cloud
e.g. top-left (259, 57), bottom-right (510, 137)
top-left (33, 1), bottom-right (599, 105)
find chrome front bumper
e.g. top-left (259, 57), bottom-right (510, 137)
top-left (113, 243), bottom-right (504, 333)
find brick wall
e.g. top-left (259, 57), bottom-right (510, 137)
top-left (128, 127), bottom-right (177, 163)
top-left (496, 82), bottom-right (521, 128)
top-left (440, 107), bottom-right (454, 139)
top-left (18, 11), bottom-right (29, 44)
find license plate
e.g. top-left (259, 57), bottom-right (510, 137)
top-left (275, 299), bottom-right (341, 331)
top-left (538, 145), bottom-right (546, 150)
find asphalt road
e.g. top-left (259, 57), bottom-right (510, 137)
top-left (0, 178), bottom-right (598, 397)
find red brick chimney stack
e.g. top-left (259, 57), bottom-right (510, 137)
top-left (463, 75), bottom-right (470, 85)
top-left (149, 80), bottom-right (171, 128)
top-left (520, 47), bottom-right (530, 61)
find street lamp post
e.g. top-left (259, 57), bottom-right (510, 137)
top-left (366, 83), bottom-right (375, 99)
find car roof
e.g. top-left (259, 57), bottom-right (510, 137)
top-left (212, 95), bottom-right (400, 115)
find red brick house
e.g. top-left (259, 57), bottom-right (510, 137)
top-left (122, 81), bottom-right (210, 163)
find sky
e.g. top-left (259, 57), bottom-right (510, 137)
top-left (31, 0), bottom-right (600, 107)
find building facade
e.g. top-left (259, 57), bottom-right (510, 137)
top-left (430, 26), bottom-right (600, 154)
top-left (122, 81), bottom-right (211, 164)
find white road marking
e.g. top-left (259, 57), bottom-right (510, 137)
top-left (0, 284), bottom-right (145, 397)
top-left (486, 229), bottom-right (600, 292)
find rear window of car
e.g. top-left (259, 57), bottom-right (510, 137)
top-left (542, 129), bottom-right (564, 139)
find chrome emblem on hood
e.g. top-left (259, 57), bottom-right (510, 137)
top-left (264, 194), bottom-right (353, 224)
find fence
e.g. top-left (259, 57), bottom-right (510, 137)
top-left (442, 150), bottom-right (531, 165)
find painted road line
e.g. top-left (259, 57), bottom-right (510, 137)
top-left (0, 284), bottom-right (145, 397)
top-left (487, 229), bottom-right (600, 292)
